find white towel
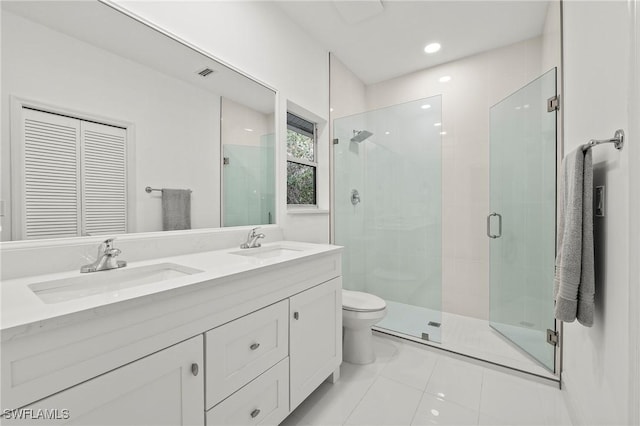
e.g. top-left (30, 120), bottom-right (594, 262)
top-left (554, 148), bottom-right (595, 326)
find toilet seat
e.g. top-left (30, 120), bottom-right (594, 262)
top-left (342, 290), bottom-right (386, 312)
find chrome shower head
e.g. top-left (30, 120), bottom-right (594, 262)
top-left (350, 130), bottom-right (373, 143)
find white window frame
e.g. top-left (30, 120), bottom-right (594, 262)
top-left (286, 112), bottom-right (318, 207)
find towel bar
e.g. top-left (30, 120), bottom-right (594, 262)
top-left (582, 129), bottom-right (624, 152)
top-left (145, 186), bottom-right (192, 193)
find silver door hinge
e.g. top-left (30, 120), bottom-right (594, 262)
top-left (223, 157), bottom-right (230, 165)
top-left (546, 329), bottom-right (559, 346)
top-left (547, 95), bottom-right (559, 112)
top-left (333, 138), bottom-right (339, 145)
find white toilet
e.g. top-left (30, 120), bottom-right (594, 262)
top-left (342, 289), bottom-right (387, 364)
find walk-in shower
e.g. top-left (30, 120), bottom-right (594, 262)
top-left (333, 70), bottom-right (558, 377)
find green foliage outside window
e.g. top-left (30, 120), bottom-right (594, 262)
top-left (287, 162), bottom-right (315, 204)
top-left (287, 129), bottom-right (316, 205)
top-left (287, 129), bottom-right (314, 161)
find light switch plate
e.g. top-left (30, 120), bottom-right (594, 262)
top-left (595, 186), bottom-right (605, 217)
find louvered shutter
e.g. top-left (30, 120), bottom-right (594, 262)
top-left (81, 121), bottom-right (127, 236)
top-left (22, 108), bottom-right (81, 239)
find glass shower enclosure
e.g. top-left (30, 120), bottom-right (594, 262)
top-left (488, 69), bottom-right (557, 371)
top-left (334, 96), bottom-right (443, 342)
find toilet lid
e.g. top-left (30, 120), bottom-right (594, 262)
top-left (342, 290), bottom-right (386, 312)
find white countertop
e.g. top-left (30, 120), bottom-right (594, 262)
top-left (1, 241), bottom-right (342, 334)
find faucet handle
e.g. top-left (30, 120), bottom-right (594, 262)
top-left (101, 237), bottom-right (116, 249)
top-left (96, 238), bottom-right (117, 256)
top-left (249, 227), bottom-right (260, 237)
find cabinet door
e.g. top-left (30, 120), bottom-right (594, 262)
top-left (289, 277), bottom-right (342, 410)
top-left (4, 336), bottom-right (204, 426)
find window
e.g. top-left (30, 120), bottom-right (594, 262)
top-left (287, 112), bottom-right (317, 205)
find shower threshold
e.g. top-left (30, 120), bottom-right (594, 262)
top-left (374, 300), bottom-right (557, 381)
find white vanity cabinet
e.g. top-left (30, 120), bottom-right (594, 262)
top-left (1, 243), bottom-right (342, 425)
top-left (290, 277), bottom-right (342, 410)
top-left (2, 336), bottom-right (204, 426)
top-left (204, 278), bottom-right (342, 425)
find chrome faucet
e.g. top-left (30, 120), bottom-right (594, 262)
top-left (240, 227), bottom-right (265, 249)
top-left (81, 238), bottom-right (127, 273)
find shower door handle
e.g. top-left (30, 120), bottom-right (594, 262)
top-left (487, 212), bottom-right (502, 239)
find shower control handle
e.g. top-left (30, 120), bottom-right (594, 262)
top-left (487, 212), bottom-right (502, 239)
top-left (351, 189), bottom-right (361, 206)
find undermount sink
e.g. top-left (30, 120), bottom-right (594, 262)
top-left (29, 263), bottom-right (203, 304)
top-left (230, 245), bottom-right (304, 260)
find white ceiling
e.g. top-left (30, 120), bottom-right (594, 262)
top-left (276, 1), bottom-right (550, 85)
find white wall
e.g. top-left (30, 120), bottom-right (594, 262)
top-left (222, 98), bottom-right (272, 148)
top-left (561, 1), bottom-right (635, 424)
top-left (1, 11), bottom-right (220, 239)
top-left (113, 0), bottom-right (331, 243)
top-left (329, 55), bottom-right (368, 122)
top-left (365, 37), bottom-right (545, 320)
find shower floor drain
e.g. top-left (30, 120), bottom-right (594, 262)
top-left (428, 321), bottom-right (441, 328)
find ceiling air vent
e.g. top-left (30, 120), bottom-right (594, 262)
top-left (196, 68), bottom-right (214, 77)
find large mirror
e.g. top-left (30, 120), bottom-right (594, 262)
top-left (0, 0), bottom-right (276, 241)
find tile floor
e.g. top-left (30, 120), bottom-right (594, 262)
top-left (281, 335), bottom-right (571, 426)
top-left (377, 300), bottom-right (556, 379)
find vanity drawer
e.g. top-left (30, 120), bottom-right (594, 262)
top-left (206, 358), bottom-right (289, 426)
top-left (205, 300), bottom-right (288, 409)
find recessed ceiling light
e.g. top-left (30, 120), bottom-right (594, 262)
top-left (440, 131), bottom-right (447, 135)
top-left (424, 42), bottom-right (441, 54)
top-left (330, 108), bottom-right (334, 112)
top-left (244, 128), bottom-right (254, 132)
top-left (434, 122), bottom-right (442, 127)
top-left (439, 75), bottom-right (451, 83)
top-left (385, 131), bottom-right (391, 135)
top-left (421, 104), bottom-right (431, 110)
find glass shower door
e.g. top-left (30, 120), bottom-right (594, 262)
top-left (488, 69), bottom-right (557, 371)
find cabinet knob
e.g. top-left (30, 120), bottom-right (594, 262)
top-left (191, 363), bottom-right (199, 376)
top-left (250, 408), bottom-right (261, 418)
top-left (293, 311), bottom-right (299, 320)
top-left (250, 342), bottom-right (260, 350)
